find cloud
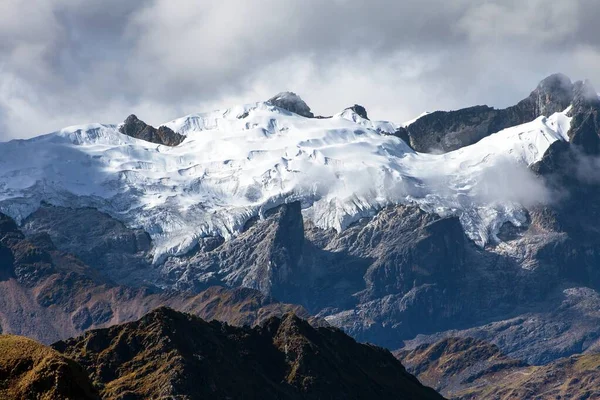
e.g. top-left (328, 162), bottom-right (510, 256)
top-left (0, 0), bottom-right (600, 140)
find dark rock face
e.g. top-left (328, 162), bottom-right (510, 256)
top-left (400, 73), bottom-right (576, 153)
top-left (403, 287), bottom-right (600, 366)
top-left (0, 212), bottom-right (54, 286)
top-left (54, 308), bottom-right (444, 400)
top-left (162, 202), bottom-right (306, 297)
top-left (22, 205), bottom-right (155, 286)
top-left (119, 114), bottom-right (185, 146)
top-left (399, 105), bottom-right (498, 153)
top-left (347, 104), bottom-right (369, 120)
top-left (567, 80), bottom-right (600, 154)
top-left (517, 73), bottom-right (575, 118)
top-left (267, 92), bottom-right (315, 118)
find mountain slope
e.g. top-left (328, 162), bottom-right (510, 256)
top-left (53, 307), bottom-right (444, 400)
top-left (395, 337), bottom-right (600, 400)
top-left (0, 335), bottom-right (99, 400)
top-left (0, 210), bottom-right (317, 344)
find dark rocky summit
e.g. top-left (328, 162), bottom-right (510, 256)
top-left (53, 307), bottom-right (444, 400)
top-left (346, 104), bottom-right (369, 119)
top-left (267, 92), bottom-right (315, 118)
top-left (119, 114), bottom-right (185, 146)
top-left (397, 73), bottom-right (577, 152)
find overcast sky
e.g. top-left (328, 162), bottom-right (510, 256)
top-left (1, 0), bottom-right (599, 140)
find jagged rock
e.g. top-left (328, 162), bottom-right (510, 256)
top-left (0, 213), bottom-right (54, 287)
top-left (567, 80), bottom-right (600, 154)
top-left (401, 73), bottom-right (576, 153)
top-left (401, 105), bottom-right (498, 153)
top-left (346, 104), bottom-right (369, 120)
top-left (22, 205), bottom-right (155, 286)
top-left (519, 73), bottom-right (574, 117)
top-left (53, 308), bottom-right (443, 400)
top-left (267, 92), bottom-right (314, 118)
top-left (161, 202), bottom-right (306, 297)
top-left (119, 114), bottom-right (185, 146)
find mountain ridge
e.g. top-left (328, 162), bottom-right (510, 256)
top-left (0, 76), bottom-right (575, 265)
top-left (2, 73), bottom-right (600, 378)
top-left (51, 307), bottom-right (444, 400)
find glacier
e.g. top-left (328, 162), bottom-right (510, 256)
top-left (0, 100), bottom-right (571, 262)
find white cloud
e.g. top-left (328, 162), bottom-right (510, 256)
top-left (0, 0), bottom-right (599, 140)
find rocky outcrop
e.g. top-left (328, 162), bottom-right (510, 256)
top-left (399, 73), bottom-right (576, 152)
top-left (161, 202), bottom-right (306, 297)
top-left (22, 205), bottom-right (155, 286)
top-left (567, 80), bottom-right (600, 154)
top-left (0, 335), bottom-right (99, 400)
top-left (267, 92), bottom-right (315, 118)
top-left (54, 308), bottom-right (444, 400)
top-left (346, 104), bottom-right (369, 120)
top-left (119, 114), bottom-right (185, 146)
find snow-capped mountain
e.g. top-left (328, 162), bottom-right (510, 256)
top-left (0, 92), bottom-right (571, 262)
top-left (3, 74), bottom-right (600, 371)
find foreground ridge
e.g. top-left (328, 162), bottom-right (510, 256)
top-left (51, 308), bottom-right (444, 399)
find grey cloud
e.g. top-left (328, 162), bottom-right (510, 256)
top-left (0, 0), bottom-right (599, 140)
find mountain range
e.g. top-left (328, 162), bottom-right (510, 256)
top-left (1, 73), bottom-right (600, 398)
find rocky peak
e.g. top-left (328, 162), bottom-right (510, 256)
top-left (398, 73), bottom-right (578, 153)
top-left (525, 73), bottom-right (574, 117)
top-left (346, 104), bottom-right (369, 120)
top-left (119, 114), bottom-right (185, 146)
top-left (267, 92), bottom-right (314, 118)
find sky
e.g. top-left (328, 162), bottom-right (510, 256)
top-left (1, 0), bottom-right (600, 140)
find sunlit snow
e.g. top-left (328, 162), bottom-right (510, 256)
top-left (0, 101), bottom-right (571, 262)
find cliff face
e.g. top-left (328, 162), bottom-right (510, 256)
top-left (397, 73), bottom-right (577, 153)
